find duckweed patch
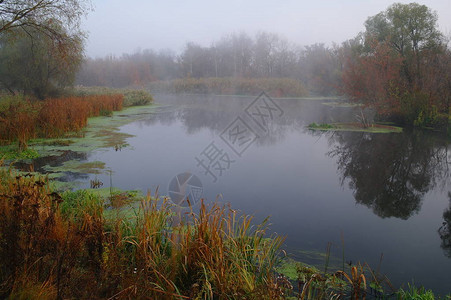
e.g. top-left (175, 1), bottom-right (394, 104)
top-left (44, 160), bottom-right (106, 175)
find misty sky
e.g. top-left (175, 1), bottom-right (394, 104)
top-left (83, 0), bottom-right (451, 58)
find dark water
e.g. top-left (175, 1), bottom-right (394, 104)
top-left (77, 94), bottom-right (450, 294)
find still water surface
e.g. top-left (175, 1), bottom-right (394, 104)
top-left (80, 94), bottom-right (451, 294)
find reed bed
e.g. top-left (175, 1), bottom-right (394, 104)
top-left (0, 169), bottom-right (285, 299)
top-left (0, 94), bottom-right (123, 148)
top-left (149, 77), bottom-right (309, 98)
top-left (74, 86), bottom-right (154, 107)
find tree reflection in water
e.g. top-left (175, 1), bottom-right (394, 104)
top-left (324, 131), bottom-right (450, 220)
top-left (439, 192), bottom-right (451, 258)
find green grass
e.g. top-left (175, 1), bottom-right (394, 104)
top-left (0, 146), bottom-right (40, 160)
top-left (308, 122), bottom-right (336, 130)
top-left (308, 122), bottom-right (403, 133)
top-left (397, 283), bottom-right (435, 300)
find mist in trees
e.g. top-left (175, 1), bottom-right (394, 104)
top-left (0, 0), bottom-right (89, 99)
top-left (341, 2), bottom-right (451, 128)
top-left (0, 24), bottom-right (84, 99)
top-left (76, 32), bottom-right (341, 96)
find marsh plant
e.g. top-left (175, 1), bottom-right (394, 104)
top-left (0, 168), bottom-right (286, 299)
top-left (0, 94), bottom-right (123, 151)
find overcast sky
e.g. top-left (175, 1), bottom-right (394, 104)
top-left (83, 0), bottom-right (451, 58)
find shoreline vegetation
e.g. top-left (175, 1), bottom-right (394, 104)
top-left (1, 0), bottom-right (449, 296)
top-left (0, 168), bottom-right (442, 299)
top-left (148, 77), bottom-right (309, 98)
top-left (0, 87), bottom-right (153, 154)
top-left (0, 91), bottom-right (447, 297)
top-left (308, 122), bottom-right (403, 134)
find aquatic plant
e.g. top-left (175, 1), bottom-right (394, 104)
top-left (397, 283), bottom-right (435, 300)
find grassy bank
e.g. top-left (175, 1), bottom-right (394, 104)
top-left (0, 94), bottom-right (124, 150)
top-left (148, 77), bottom-right (309, 98)
top-left (0, 168), bottom-right (284, 299)
top-left (0, 88), bottom-right (154, 156)
top-left (0, 169), bottom-right (443, 299)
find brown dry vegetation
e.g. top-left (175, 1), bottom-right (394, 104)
top-left (0, 169), bottom-right (286, 299)
top-left (149, 77), bottom-right (309, 98)
top-left (0, 94), bottom-right (123, 149)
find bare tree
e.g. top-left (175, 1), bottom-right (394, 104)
top-left (0, 0), bottom-right (90, 38)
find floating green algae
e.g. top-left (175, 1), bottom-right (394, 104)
top-left (308, 122), bottom-right (403, 133)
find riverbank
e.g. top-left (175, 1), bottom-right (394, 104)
top-left (148, 77), bottom-right (309, 98)
top-left (0, 168), bottom-right (444, 298)
top-left (1, 93), bottom-right (448, 298)
top-left (0, 88), bottom-right (155, 187)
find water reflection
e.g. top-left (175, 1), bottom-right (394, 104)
top-left (14, 150), bottom-right (90, 182)
top-left (142, 94), bottom-right (358, 146)
top-left (325, 131), bottom-right (450, 219)
top-left (439, 192), bottom-right (451, 258)
top-left (148, 95), bottom-right (450, 222)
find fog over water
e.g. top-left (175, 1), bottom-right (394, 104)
top-left (83, 0), bottom-right (451, 57)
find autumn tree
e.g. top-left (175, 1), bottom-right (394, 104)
top-left (0, 0), bottom-right (89, 35)
top-left (342, 3), bottom-right (450, 127)
top-left (299, 43), bottom-right (341, 96)
top-left (0, 22), bottom-right (84, 98)
top-left (0, 0), bottom-right (89, 98)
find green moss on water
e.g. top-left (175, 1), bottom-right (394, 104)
top-left (0, 104), bottom-right (162, 182)
top-left (41, 160), bottom-right (106, 175)
top-left (322, 101), bottom-right (363, 108)
top-left (39, 139), bottom-right (75, 146)
top-left (275, 258), bottom-right (312, 280)
top-left (308, 122), bottom-right (403, 133)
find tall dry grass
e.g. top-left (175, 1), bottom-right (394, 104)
top-left (0, 94), bottom-right (124, 147)
top-left (0, 169), bottom-right (286, 299)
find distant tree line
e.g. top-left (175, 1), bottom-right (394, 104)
top-left (77, 3), bottom-right (451, 130)
top-left (76, 32), bottom-right (342, 96)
